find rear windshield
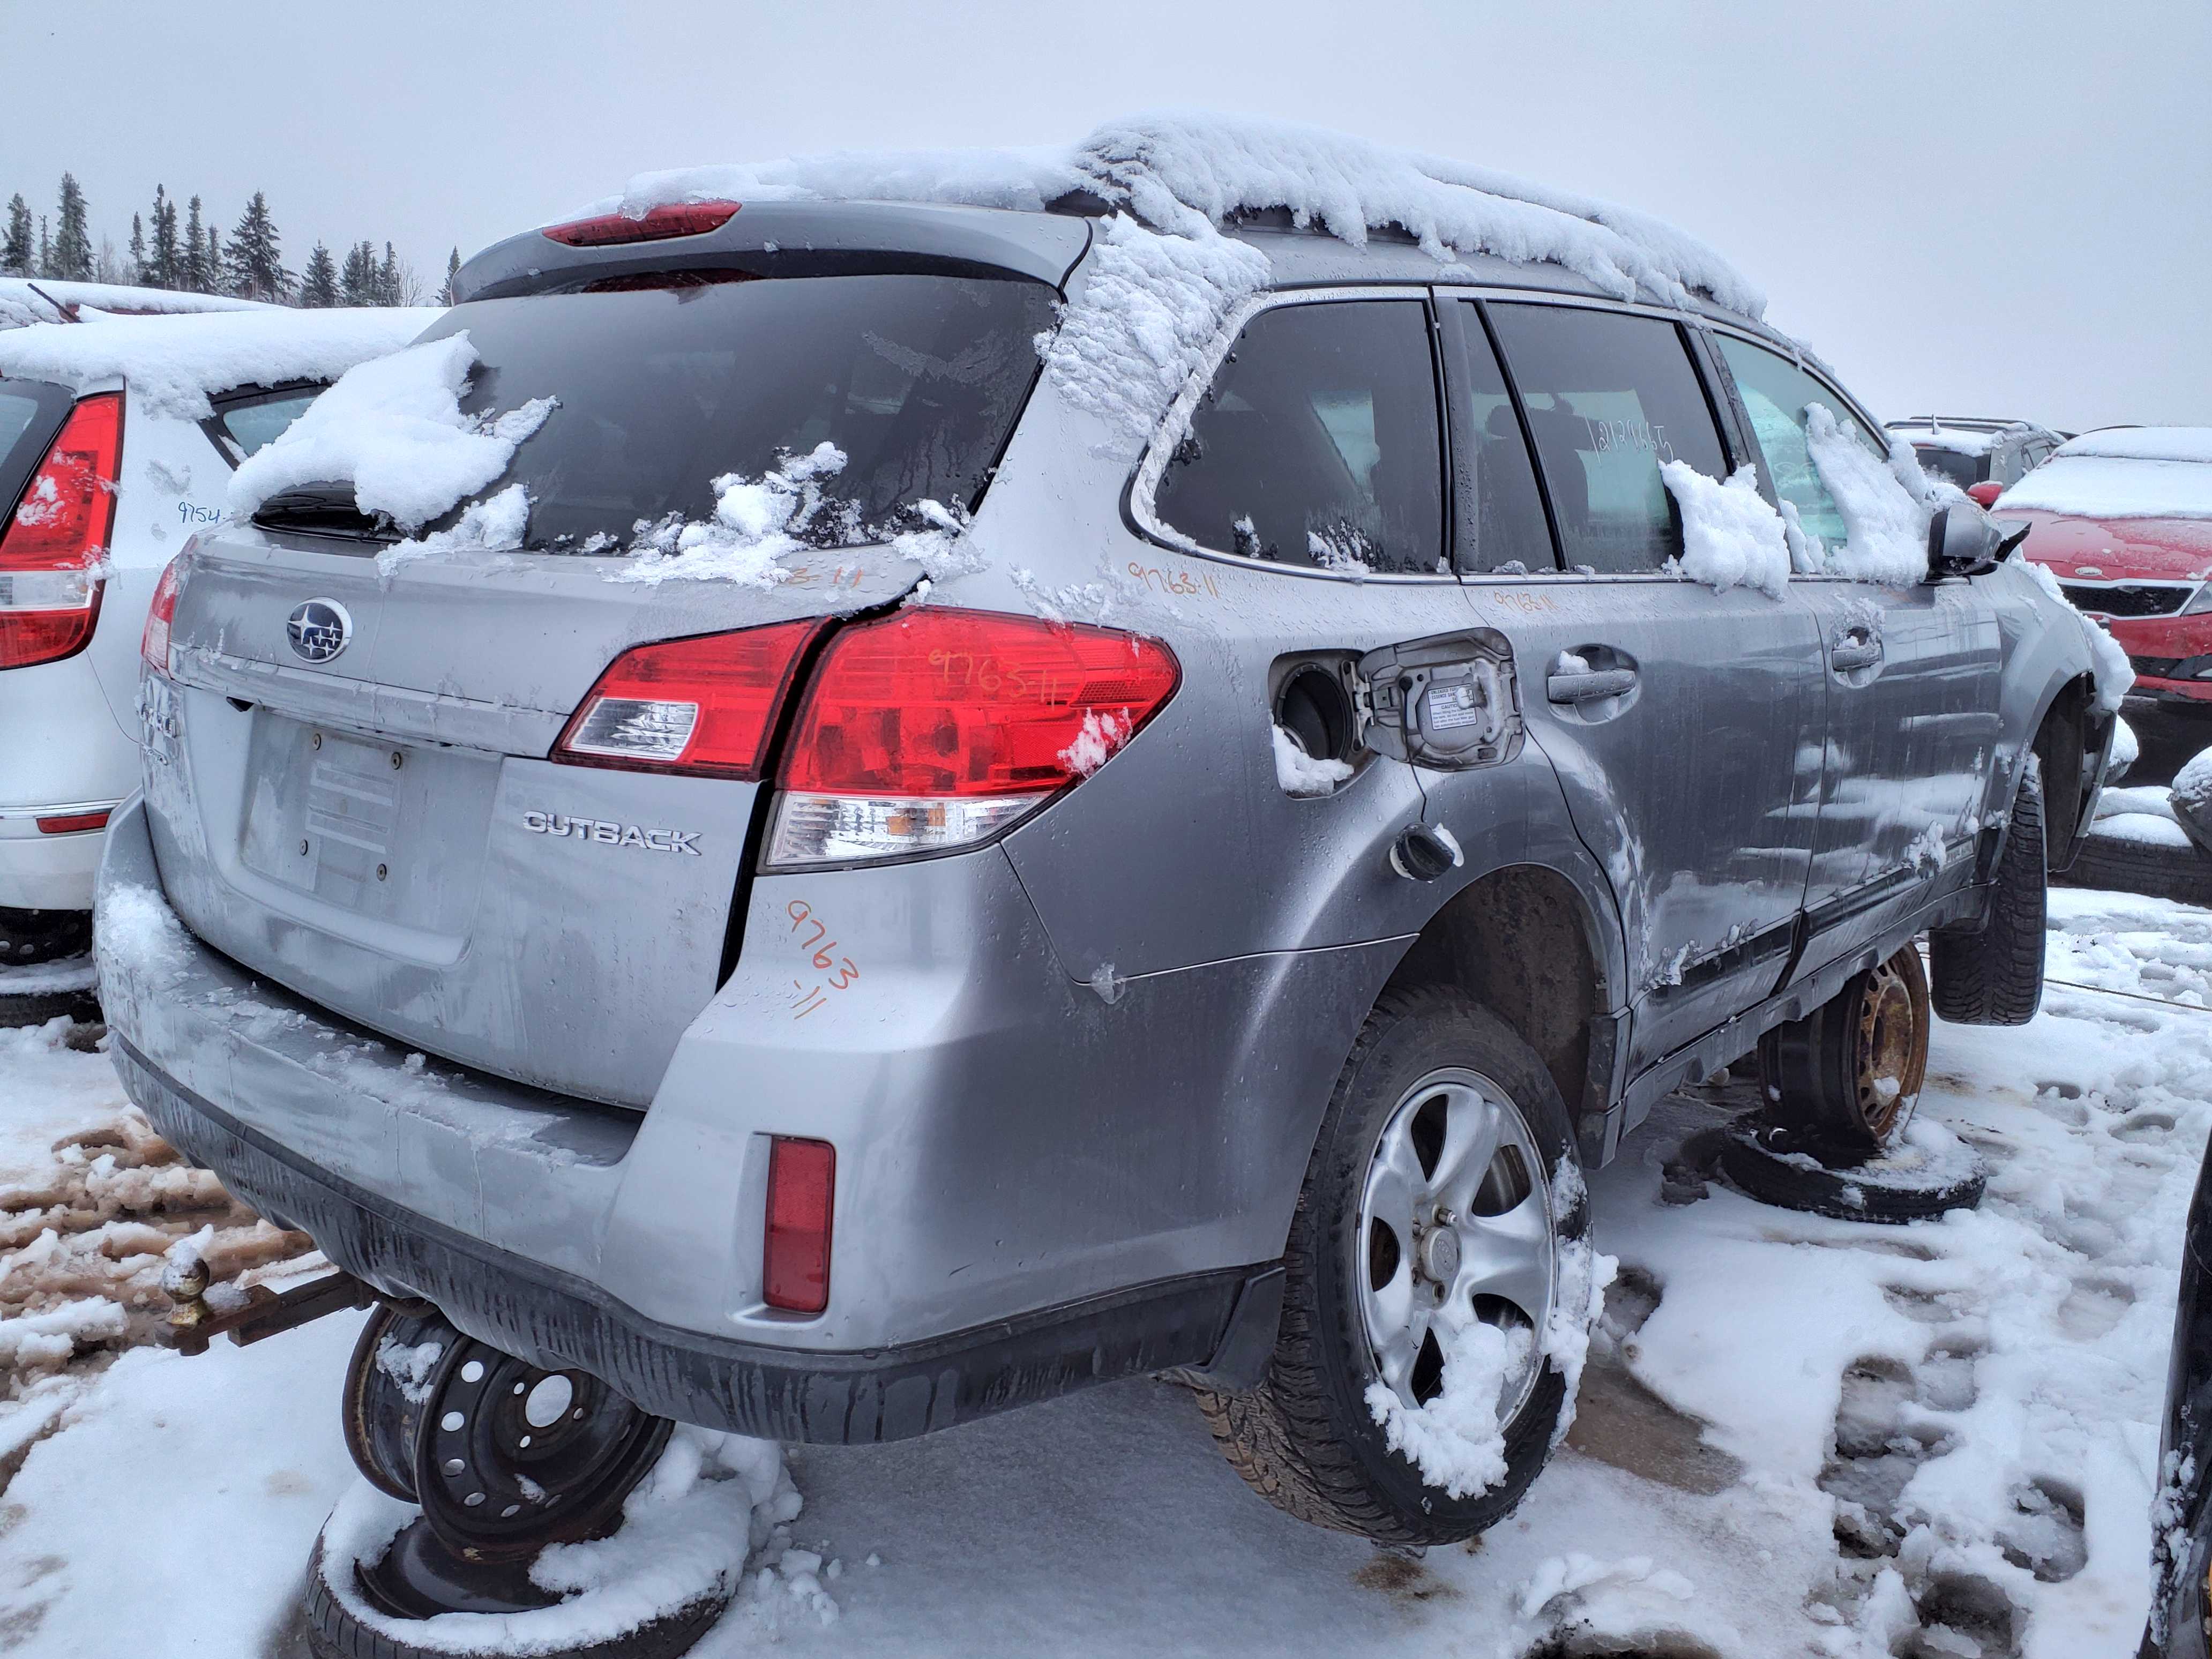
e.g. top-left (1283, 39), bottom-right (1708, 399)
top-left (1911, 443), bottom-right (1986, 490)
top-left (428, 273), bottom-right (1056, 550)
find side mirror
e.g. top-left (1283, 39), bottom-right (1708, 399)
top-left (1966, 481), bottom-right (2005, 509)
top-left (1926, 506), bottom-right (2011, 580)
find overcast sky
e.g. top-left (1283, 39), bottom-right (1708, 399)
top-left (9, 0), bottom-right (2204, 433)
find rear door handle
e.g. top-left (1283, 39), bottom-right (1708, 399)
top-left (1829, 631), bottom-right (1884, 672)
top-left (1545, 667), bottom-right (1639, 705)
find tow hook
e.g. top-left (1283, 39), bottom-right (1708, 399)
top-left (161, 1257), bottom-right (377, 1357)
top-left (1388, 822), bottom-right (1461, 883)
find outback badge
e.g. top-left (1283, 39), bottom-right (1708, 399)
top-left (521, 811), bottom-right (703, 855)
top-left (286, 599), bottom-right (353, 664)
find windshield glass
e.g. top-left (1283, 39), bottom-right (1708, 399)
top-left (1911, 444), bottom-right (1986, 490)
top-left (426, 273), bottom-right (1055, 551)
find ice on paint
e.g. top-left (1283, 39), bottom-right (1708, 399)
top-left (1540, 1157), bottom-right (1618, 1447)
top-left (1272, 724), bottom-right (1353, 796)
top-left (227, 333), bottom-right (554, 530)
top-left (0, 304), bottom-right (430, 420)
top-left (1661, 461), bottom-right (1790, 600)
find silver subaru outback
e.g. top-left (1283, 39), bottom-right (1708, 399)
top-left (95, 158), bottom-right (2110, 1555)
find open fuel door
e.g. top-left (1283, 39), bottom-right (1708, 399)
top-left (1355, 628), bottom-right (1523, 771)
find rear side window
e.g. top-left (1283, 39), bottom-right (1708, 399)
top-left (431, 274), bottom-right (1055, 550)
top-left (1911, 443), bottom-right (1984, 492)
top-left (1151, 300), bottom-right (1445, 575)
top-left (204, 386), bottom-right (323, 465)
top-left (1714, 336), bottom-right (1889, 546)
top-left (1488, 305), bottom-right (1728, 574)
top-left (0, 379), bottom-right (73, 522)
top-left (1454, 304), bottom-right (1556, 572)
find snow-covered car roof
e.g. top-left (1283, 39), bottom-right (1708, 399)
top-left (0, 305), bottom-right (439, 421)
top-left (574, 113), bottom-right (1767, 320)
top-left (2056, 426), bottom-right (2212, 464)
top-left (0, 277), bottom-right (271, 332)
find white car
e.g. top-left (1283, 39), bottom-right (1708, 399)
top-left (0, 304), bottom-right (434, 966)
top-left (0, 276), bottom-right (271, 333)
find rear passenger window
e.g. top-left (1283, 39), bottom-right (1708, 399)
top-left (1486, 305), bottom-right (1729, 574)
top-left (203, 386), bottom-right (324, 465)
top-left (1152, 300), bottom-right (1445, 576)
top-left (1454, 303), bottom-right (1556, 572)
top-left (1713, 337), bottom-right (1888, 547)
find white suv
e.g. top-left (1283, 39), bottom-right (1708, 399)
top-left (0, 307), bottom-right (430, 966)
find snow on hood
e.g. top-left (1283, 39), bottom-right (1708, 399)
top-left (1996, 452), bottom-right (2212, 524)
top-left (227, 332), bottom-right (554, 531)
top-left (599, 113), bottom-right (1766, 320)
top-left (0, 276), bottom-right (269, 333)
top-left (0, 305), bottom-right (436, 421)
top-left (2056, 426), bottom-right (2212, 464)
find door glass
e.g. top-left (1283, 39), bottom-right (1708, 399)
top-left (1486, 305), bottom-right (1729, 574)
top-left (1152, 300), bottom-right (1445, 575)
top-left (1715, 335), bottom-right (1892, 545)
top-left (1455, 303), bottom-right (1556, 573)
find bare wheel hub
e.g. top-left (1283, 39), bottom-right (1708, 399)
top-left (1851, 951), bottom-right (1929, 1142)
top-left (1355, 1068), bottom-right (1557, 1418)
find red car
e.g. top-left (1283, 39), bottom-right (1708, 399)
top-left (1992, 427), bottom-right (2212, 716)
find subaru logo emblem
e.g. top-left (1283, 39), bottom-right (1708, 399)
top-left (287, 599), bottom-right (352, 664)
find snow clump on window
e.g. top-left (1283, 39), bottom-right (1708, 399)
top-left (228, 333), bottom-right (554, 529)
top-left (1659, 462), bottom-right (1790, 600)
top-left (607, 443), bottom-right (848, 589)
top-left (1800, 405), bottom-right (1934, 587)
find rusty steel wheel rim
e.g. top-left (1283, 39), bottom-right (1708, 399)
top-left (1851, 948), bottom-right (1930, 1144)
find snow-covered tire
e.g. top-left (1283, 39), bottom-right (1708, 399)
top-left (2058, 827), bottom-right (2212, 908)
top-left (1931, 753), bottom-right (2046, 1027)
top-left (1758, 947), bottom-right (1930, 1162)
top-left (304, 1536), bottom-right (726, 1659)
top-left (1193, 987), bottom-right (1587, 1546)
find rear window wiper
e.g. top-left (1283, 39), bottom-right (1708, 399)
top-left (251, 483), bottom-right (398, 543)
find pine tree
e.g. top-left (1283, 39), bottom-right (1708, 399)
top-left (300, 242), bottom-right (339, 308)
top-left (37, 216), bottom-right (51, 279)
top-left (147, 186), bottom-right (180, 290)
top-left (223, 192), bottom-right (288, 301)
top-left (129, 213), bottom-right (146, 284)
top-left (340, 240), bottom-right (378, 307)
top-left (376, 242), bottom-right (401, 306)
top-left (1, 196), bottom-right (30, 276)
top-left (438, 247), bottom-right (461, 305)
top-left (182, 196), bottom-right (212, 293)
top-left (52, 174), bottom-right (93, 281)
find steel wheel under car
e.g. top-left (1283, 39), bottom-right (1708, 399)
top-left (1355, 1066), bottom-right (1557, 1423)
top-left (1759, 945), bottom-right (1931, 1161)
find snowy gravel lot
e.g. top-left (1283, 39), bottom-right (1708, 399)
top-left (0, 888), bottom-right (2204, 1658)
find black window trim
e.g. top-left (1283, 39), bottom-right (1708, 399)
top-left (1124, 283), bottom-right (1460, 585)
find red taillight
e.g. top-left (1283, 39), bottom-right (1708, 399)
top-left (36, 810), bottom-right (110, 835)
top-left (542, 201), bottom-right (741, 248)
top-left (765, 608), bottom-right (1179, 867)
top-left (763, 1137), bottom-right (834, 1314)
top-left (551, 619), bottom-right (825, 780)
top-left (1, 392), bottom-right (122, 670)
top-left (141, 551), bottom-right (188, 676)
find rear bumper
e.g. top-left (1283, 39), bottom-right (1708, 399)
top-left (112, 1035), bottom-right (1271, 1439)
top-left (0, 817), bottom-right (108, 910)
top-left (95, 794), bottom-right (1338, 1439)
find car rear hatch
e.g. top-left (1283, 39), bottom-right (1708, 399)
top-left (142, 219), bottom-right (1072, 1106)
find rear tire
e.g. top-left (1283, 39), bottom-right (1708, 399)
top-left (1194, 987), bottom-right (1587, 1545)
top-left (1758, 946), bottom-right (1930, 1162)
top-left (1931, 754), bottom-right (2046, 1027)
top-left (0, 906), bottom-right (91, 968)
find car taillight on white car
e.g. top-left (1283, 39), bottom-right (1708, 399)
top-left (550, 607), bottom-right (1180, 868)
top-left (0, 392), bottom-right (122, 671)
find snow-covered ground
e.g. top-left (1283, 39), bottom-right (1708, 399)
top-left (0, 887), bottom-right (2204, 1657)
